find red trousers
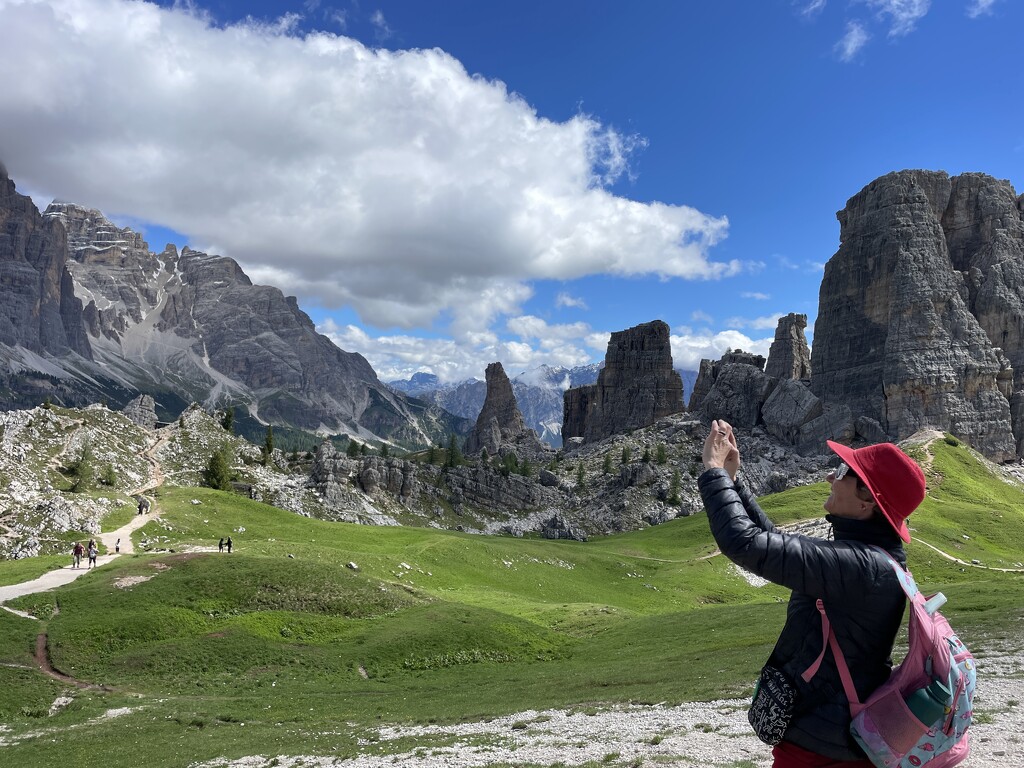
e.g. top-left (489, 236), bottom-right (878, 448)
top-left (772, 741), bottom-right (875, 768)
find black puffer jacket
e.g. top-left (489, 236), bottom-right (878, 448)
top-left (698, 468), bottom-right (906, 760)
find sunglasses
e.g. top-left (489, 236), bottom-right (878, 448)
top-left (834, 462), bottom-right (857, 481)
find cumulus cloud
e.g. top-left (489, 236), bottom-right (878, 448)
top-left (741, 291), bottom-right (770, 300)
top-left (555, 291), bottom-right (588, 310)
top-left (835, 20), bottom-right (870, 61)
top-left (867, 0), bottom-right (930, 37)
top-left (670, 330), bottom-right (774, 371)
top-left (0, 0), bottom-right (737, 340)
top-left (321, 317), bottom-right (602, 382)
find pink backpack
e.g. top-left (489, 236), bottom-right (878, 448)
top-left (801, 547), bottom-right (975, 768)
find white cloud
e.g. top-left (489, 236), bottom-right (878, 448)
top-left (835, 20), bottom-right (870, 61)
top-left (691, 309), bottom-right (714, 324)
top-left (867, 0), bottom-right (931, 37)
top-left (555, 291), bottom-right (588, 310)
top-left (966, 0), bottom-right (997, 18)
top-left (800, 0), bottom-right (827, 18)
top-left (670, 331), bottom-right (774, 371)
top-left (741, 291), bottom-right (770, 300)
top-left (724, 313), bottom-right (784, 331)
top-left (369, 9), bottom-right (392, 40)
top-left (321, 317), bottom-right (600, 383)
top-left (0, 0), bottom-right (738, 339)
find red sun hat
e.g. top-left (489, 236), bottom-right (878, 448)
top-left (826, 440), bottom-right (926, 543)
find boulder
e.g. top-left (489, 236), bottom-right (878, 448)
top-left (699, 364), bottom-right (777, 428)
top-left (761, 379), bottom-right (823, 443)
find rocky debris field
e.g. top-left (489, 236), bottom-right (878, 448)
top-left (194, 645), bottom-right (1022, 768)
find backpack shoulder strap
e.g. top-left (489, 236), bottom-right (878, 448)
top-left (868, 544), bottom-right (920, 601)
top-left (800, 598), bottom-right (863, 715)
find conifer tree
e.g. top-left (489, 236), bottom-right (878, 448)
top-left (656, 443), bottom-right (668, 465)
top-left (380, 444), bottom-right (390, 459)
top-left (602, 453), bottom-right (613, 475)
top-left (575, 461), bottom-right (586, 491)
top-left (204, 449), bottom-right (231, 491)
top-left (221, 407), bottom-right (234, 433)
top-left (446, 434), bottom-right (463, 468)
top-left (621, 445), bottom-right (632, 465)
top-left (346, 440), bottom-right (360, 458)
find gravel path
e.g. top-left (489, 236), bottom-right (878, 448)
top-left (194, 647), bottom-right (1024, 768)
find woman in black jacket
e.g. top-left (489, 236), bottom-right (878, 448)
top-left (699, 419), bottom-right (926, 768)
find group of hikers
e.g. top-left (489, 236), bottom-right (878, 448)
top-left (218, 536), bottom-right (233, 553)
top-left (70, 539), bottom-right (98, 569)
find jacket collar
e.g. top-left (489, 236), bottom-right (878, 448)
top-left (826, 513), bottom-right (905, 558)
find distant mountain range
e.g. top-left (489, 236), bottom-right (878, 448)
top-left (0, 164), bottom-right (468, 446)
top-left (389, 364), bottom-right (699, 447)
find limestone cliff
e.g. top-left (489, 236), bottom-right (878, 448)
top-left (0, 166), bottom-right (91, 359)
top-left (811, 170), bottom-right (1017, 461)
top-left (562, 320), bottom-right (684, 444)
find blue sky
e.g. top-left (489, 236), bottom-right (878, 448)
top-left (0, 0), bottom-right (1021, 382)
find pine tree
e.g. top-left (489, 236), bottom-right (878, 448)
top-left (656, 443), bottom-right (668, 465)
top-left (621, 445), bottom-right (632, 465)
top-left (575, 461), bottom-right (586, 492)
top-left (602, 453), bottom-right (613, 475)
top-left (221, 407), bottom-right (234, 433)
top-left (641, 446), bottom-right (651, 463)
top-left (668, 469), bottom-right (682, 506)
top-left (380, 444), bottom-right (390, 459)
top-left (427, 445), bottom-right (437, 465)
top-left (346, 440), bottom-right (360, 458)
top-left (70, 441), bottom-right (96, 493)
top-left (204, 449), bottom-right (231, 491)
top-left (446, 434), bottom-right (463, 468)
top-left (520, 459), bottom-right (532, 477)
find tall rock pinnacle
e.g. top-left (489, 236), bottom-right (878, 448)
top-left (562, 320), bottom-right (684, 444)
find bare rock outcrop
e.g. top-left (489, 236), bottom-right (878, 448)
top-left (811, 170), bottom-right (1017, 461)
top-left (562, 320), bottom-right (684, 444)
top-left (121, 394), bottom-right (157, 429)
top-left (465, 362), bottom-right (542, 456)
top-left (698, 363), bottom-right (777, 429)
top-left (765, 313), bottom-right (811, 380)
top-left (0, 166), bottom-right (91, 358)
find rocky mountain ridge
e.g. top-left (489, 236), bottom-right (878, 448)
top-left (0, 166), bottom-right (466, 447)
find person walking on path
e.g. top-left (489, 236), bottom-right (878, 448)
top-left (219, 537), bottom-right (224, 553)
top-left (72, 541), bottom-right (84, 569)
top-left (87, 541), bottom-right (98, 569)
top-left (115, 537), bottom-right (120, 553)
top-left (699, 419), bottom-right (928, 767)
top-left (226, 536), bottom-right (233, 554)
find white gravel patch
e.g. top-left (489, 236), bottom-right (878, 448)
top-left (190, 651), bottom-right (1024, 768)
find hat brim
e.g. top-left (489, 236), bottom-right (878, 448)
top-left (827, 440), bottom-right (911, 542)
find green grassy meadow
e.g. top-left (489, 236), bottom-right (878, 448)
top-left (0, 439), bottom-right (1021, 767)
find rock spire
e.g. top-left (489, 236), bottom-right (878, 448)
top-left (562, 320), bottom-right (684, 444)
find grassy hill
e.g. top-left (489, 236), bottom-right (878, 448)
top-left (0, 438), bottom-right (1021, 767)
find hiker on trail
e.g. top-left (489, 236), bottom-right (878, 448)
top-left (72, 541), bottom-right (84, 569)
top-left (226, 536), bottom-right (233, 554)
top-left (699, 419), bottom-right (927, 768)
top-left (218, 537), bottom-right (224, 553)
top-left (137, 498), bottom-right (146, 515)
top-left (115, 538), bottom-right (120, 553)
top-left (87, 541), bottom-right (98, 569)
